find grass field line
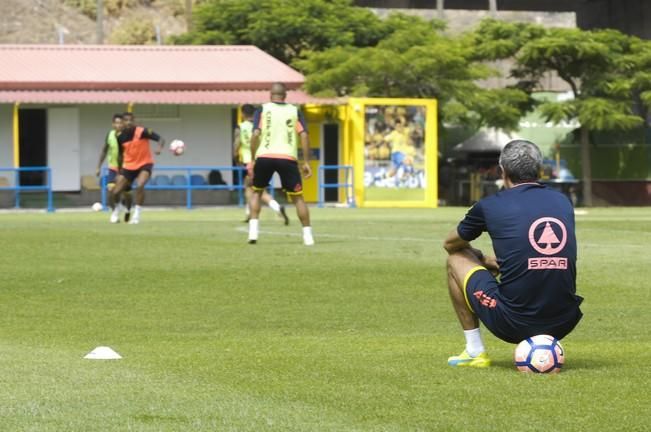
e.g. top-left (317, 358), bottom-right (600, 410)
top-left (234, 226), bottom-right (431, 243)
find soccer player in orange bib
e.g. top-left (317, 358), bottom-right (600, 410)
top-left (108, 112), bottom-right (165, 224)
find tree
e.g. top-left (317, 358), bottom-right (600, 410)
top-left (296, 14), bottom-right (534, 133)
top-left (474, 20), bottom-right (645, 206)
top-left (172, 0), bottom-right (386, 64)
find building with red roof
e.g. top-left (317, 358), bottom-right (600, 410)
top-left (0, 44), bottom-right (336, 193)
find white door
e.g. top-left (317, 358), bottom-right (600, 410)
top-left (47, 108), bottom-right (81, 191)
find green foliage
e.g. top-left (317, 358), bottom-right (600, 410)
top-left (296, 14), bottom-right (531, 131)
top-left (470, 18), bottom-right (547, 61)
top-left (172, 0), bottom-right (385, 64)
top-left (65, 0), bottom-right (147, 19)
top-left (109, 15), bottom-right (157, 44)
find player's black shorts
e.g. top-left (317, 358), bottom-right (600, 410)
top-left (107, 168), bottom-right (132, 191)
top-left (252, 157), bottom-right (303, 195)
top-left (121, 164), bottom-right (153, 184)
top-left (464, 268), bottom-right (583, 343)
top-left (107, 168), bottom-right (118, 184)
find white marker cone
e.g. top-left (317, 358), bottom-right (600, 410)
top-left (84, 346), bottom-right (122, 360)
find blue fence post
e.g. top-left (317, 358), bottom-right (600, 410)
top-left (186, 168), bottom-right (192, 209)
top-left (349, 166), bottom-right (356, 208)
top-left (100, 167), bottom-right (107, 210)
top-left (237, 167), bottom-right (244, 207)
top-left (318, 167), bottom-right (324, 208)
top-left (317, 165), bottom-right (354, 208)
top-left (46, 167), bottom-right (54, 212)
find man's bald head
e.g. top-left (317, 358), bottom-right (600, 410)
top-left (270, 82), bottom-right (287, 101)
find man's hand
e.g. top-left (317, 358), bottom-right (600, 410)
top-left (301, 162), bottom-right (312, 179)
top-left (482, 255), bottom-right (500, 274)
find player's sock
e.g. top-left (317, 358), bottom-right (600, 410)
top-left (243, 204), bottom-right (250, 223)
top-left (463, 328), bottom-right (485, 357)
top-left (248, 219), bottom-right (259, 244)
top-left (268, 199), bottom-right (281, 213)
top-left (302, 226), bottom-right (314, 246)
top-left (130, 205), bottom-right (141, 224)
top-left (110, 207), bottom-right (120, 223)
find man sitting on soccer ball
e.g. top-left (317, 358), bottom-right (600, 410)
top-left (443, 140), bottom-right (584, 368)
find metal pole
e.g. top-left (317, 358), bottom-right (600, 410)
top-left (47, 167), bottom-right (54, 212)
top-left (96, 0), bottom-right (104, 44)
top-left (488, 0), bottom-right (497, 17)
top-left (186, 168), bottom-right (192, 209)
top-left (101, 167), bottom-right (107, 209)
top-left (318, 167), bottom-right (323, 208)
top-left (436, 0), bottom-right (445, 20)
top-left (185, 0), bottom-right (193, 32)
top-left (13, 103), bottom-right (20, 169)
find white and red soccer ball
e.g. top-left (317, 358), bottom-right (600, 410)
top-left (169, 139), bottom-right (185, 156)
top-left (514, 335), bottom-right (565, 373)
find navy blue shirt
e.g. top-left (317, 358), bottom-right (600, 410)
top-left (458, 183), bottom-right (583, 322)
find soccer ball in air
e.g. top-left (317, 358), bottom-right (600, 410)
top-left (91, 202), bottom-right (103, 212)
top-left (514, 335), bottom-right (565, 373)
top-left (169, 139), bottom-right (185, 156)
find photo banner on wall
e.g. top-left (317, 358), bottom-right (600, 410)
top-left (349, 98), bottom-right (438, 208)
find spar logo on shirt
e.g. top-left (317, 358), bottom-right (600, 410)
top-left (527, 217), bottom-right (568, 270)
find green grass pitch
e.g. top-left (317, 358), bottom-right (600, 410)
top-left (0, 207), bottom-right (649, 431)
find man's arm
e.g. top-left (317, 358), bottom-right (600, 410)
top-left (250, 130), bottom-right (260, 160)
top-left (299, 131), bottom-right (312, 179)
top-left (233, 127), bottom-right (241, 164)
top-left (443, 228), bottom-right (499, 272)
top-left (296, 110), bottom-right (312, 179)
top-left (143, 128), bottom-right (165, 155)
top-left (443, 227), bottom-right (472, 255)
top-left (95, 142), bottom-right (109, 177)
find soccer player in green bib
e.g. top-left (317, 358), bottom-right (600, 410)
top-left (95, 113), bottom-right (132, 222)
top-left (233, 104), bottom-right (288, 224)
top-left (248, 83), bottom-right (314, 246)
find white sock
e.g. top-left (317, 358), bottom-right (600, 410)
top-left (249, 218), bottom-right (259, 240)
top-left (111, 207), bottom-right (120, 217)
top-left (268, 199), bottom-right (281, 213)
top-left (302, 226), bottom-right (313, 237)
top-left (464, 328), bottom-right (485, 357)
top-left (134, 205), bottom-right (142, 218)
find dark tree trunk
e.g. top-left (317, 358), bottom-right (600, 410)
top-left (580, 126), bottom-right (592, 207)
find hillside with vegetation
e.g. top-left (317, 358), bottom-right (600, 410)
top-left (0, 0), bottom-right (194, 44)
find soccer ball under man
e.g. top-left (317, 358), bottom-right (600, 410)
top-left (514, 335), bottom-right (565, 373)
top-left (169, 139), bottom-right (185, 156)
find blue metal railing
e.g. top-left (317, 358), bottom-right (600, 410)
top-left (318, 165), bottom-right (355, 208)
top-left (0, 166), bottom-right (54, 212)
top-left (100, 166), bottom-right (253, 209)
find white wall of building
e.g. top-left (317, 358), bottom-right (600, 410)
top-left (1, 103), bottom-right (235, 190)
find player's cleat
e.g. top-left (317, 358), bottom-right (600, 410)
top-left (280, 206), bottom-right (289, 225)
top-left (447, 350), bottom-right (491, 368)
top-left (248, 239), bottom-right (257, 244)
top-left (243, 217), bottom-right (250, 223)
top-left (128, 217), bottom-right (139, 225)
top-left (110, 212), bottom-right (120, 224)
top-left (303, 234), bottom-right (315, 246)
top-left (124, 211), bottom-right (131, 223)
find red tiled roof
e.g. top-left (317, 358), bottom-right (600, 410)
top-left (0, 90), bottom-right (342, 105)
top-left (0, 45), bottom-right (305, 91)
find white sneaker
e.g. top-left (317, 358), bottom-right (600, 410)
top-left (303, 234), bottom-right (315, 246)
